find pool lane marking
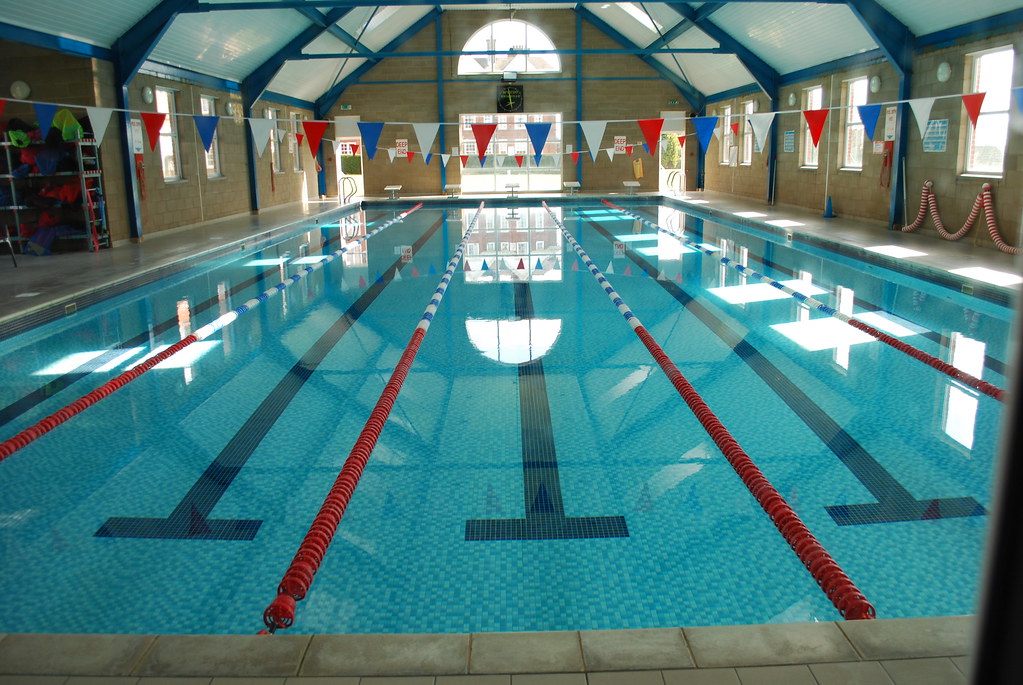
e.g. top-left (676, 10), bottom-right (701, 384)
top-left (93, 210), bottom-right (445, 540)
top-left (580, 206), bottom-right (987, 527)
top-left (601, 200), bottom-right (1005, 403)
top-left (543, 202), bottom-right (876, 620)
top-left (262, 203), bottom-right (485, 633)
top-left (464, 281), bottom-right (629, 541)
top-left (0, 205), bottom-right (424, 464)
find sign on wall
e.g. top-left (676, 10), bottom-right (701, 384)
top-left (923, 119), bottom-right (948, 153)
top-left (884, 106), bottom-right (897, 141)
top-left (783, 130), bottom-right (795, 153)
top-left (396, 139), bottom-right (408, 156)
top-left (614, 136), bottom-right (627, 154)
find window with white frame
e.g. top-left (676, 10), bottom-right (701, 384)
top-left (266, 108), bottom-right (282, 173)
top-left (843, 77), bottom-right (868, 169)
top-left (457, 20), bottom-right (560, 75)
top-left (291, 112), bottom-right (305, 172)
top-left (742, 100), bottom-right (754, 164)
top-left (720, 105), bottom-right (732, 164)
top-left (966, 46), bottom-right (1014, 175)
top-left (154, 87), bottom-right (182, 181)
top-left (199, 95), bottom-right (221, 178)
top-left (802, 85), bottom-right (823, 167)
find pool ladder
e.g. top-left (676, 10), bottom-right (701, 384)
top-left (666, 170), bottom-right (686, 197)
top-left (339, 176), bottom-right (357, 204)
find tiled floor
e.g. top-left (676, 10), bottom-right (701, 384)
top-left (2, 191), bottom-right (1016, 684)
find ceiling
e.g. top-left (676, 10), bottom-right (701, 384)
top-left (0, 0), bottom-right (1019, 115)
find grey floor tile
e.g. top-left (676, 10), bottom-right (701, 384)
top-left (136, 636), bottom-right (309, 678)
top-left (65, 679), bottom-right (140, 685)
top-left (137, 679), bottom-right (215, 685)
top-left (733, 665), bottom-right (817, 685)
top-left (586, 670), bottom-right (665, 685)
top-left (662, 669), bottom-right (741, 685)
top-left (580, 629), bottom-right (692, 671)
top-left (0, 678), bottom-right (69, 685)
top-left (435, 676), bottom-right (510, 684)
top-left (510, 675), bottom-right (586, 685)
top-left (283, 678), bottom-right (359, 685)
top-left (469, 633), bottom-right (583, 675)
top-left (0, 634), bottom-right (155, 676)
top-left (208, 679), bottom-right (287, 685)
top-left (949, 655), bottom-right (971, 676)
top-left (301, 634), bottom-right (467, 677)
top-left (356, 679), bottom-right (436, 685)
top-left (684, 623), bottom-right (857, 668)
top-left (809, 661), bottom-right (895, 685)
top-left (880, 658), bottom-right (967, 685)
top-left (838, 617), bottom-right (975, 660)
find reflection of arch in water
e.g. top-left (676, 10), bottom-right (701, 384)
top-left (465, 318), bottom-right (562, 364)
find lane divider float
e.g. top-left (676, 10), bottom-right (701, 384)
top-left (544, 201), bottom-right (876, 621)
top-left (902, 180), bottom-right (1019, 255)
top-left (261, 202), bottom-right (486, 634)
top-left (600, 199), bottom-right (1005, 403)
top-left (0, 204), bottom-right (424, 463)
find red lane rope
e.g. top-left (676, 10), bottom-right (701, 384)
top-left (261, 201), bottom-right (486, 634)
top-left (902, 180), bottom-right (1020, 255)
top-left (545, 201), bottom-right (876, 620)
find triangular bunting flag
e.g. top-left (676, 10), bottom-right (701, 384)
top-left (425, 153), bottom-right (433, 165)
top-left (624, 265), bottom-right (632, 276)
top-left (471, 123), bottom-right (498, 162)
top-left (692, 116), bottom-right (719, 154)
top-left (412, 265), bottom-right (420, 277)
top-left (730, 122), bottom-right (740, 137)
top-left (677, 135), bottom-right (686, 149)
top-left (802, 109), bottom-right (829, 147)
top-left (746, 113), bottom-right (775, 151)
top-left (495, 155), bottom-right (505, 168)
top-left (675, 272), bottom-right (682, 283)
top-left (358, 275), bottom-right (367, 288)
top-left (605, 148), bottom-right (614, 162)
top-left (535, 258), bottom-right (543, 270)
top-left (909, 98), bottom-right (937, 139)
top-left (412, 122), bottom-right (440, 157)
top-left (356, 121), bottom-right (384, 159)
top-left (85, 107), bottom-right (114, 146)
top-left (407, 151), bottom-right (415, 162)
top-left (140, 112), bottom-right (166, 151)
top-left (571, 260), bottom-right (579, 271)
top-left (962, 93), bottom-right (986, 128)
top-left (393, 267), bottom-right (402, 281)
top-left (657, 270), bottom-right (667, 280)
top-left (429, 264), bottom-right (437, 275)
top-left (193, 115), bottom-right (219, 152)
top-left (387, 147), bottom-right (397, 162)
top-left (626, 145), bottom-right (634, 156)
top-left (856, 104), bottom-right (882, 142)
top-left (606, 261), bottom-right (614, 274)
top-left (570, 151), bottom-right (581, 164)
top-left (464, 260), bottom-right (471, 271)
top-left (248, 118), bottom-right (274, 157)
top-left (302, 120), bottom-right (329, 156)
top-left (441, 153), bottom-right (450, 166)
top-left (637, 118), bottom-right (664, 155)
top-left (481, 259), bottom-right (489, 271)
top-left (275, 127), bottom-right (287, 142)
top-left (351, 143), bottom-right (360, 156)
top-left (516, 258), bottom-right (525, 270)
top-left (515, 155), bottom-right (524, 167)
top-left (480, 155), bottom-right (488, 167)
top-left (33, 103), bottom-right (58, 135)
top-left (460, 154), bottom-right (468, 167)
top-left (579, 120), bottom-right (607, 162)
top-left (525, 122), bottom-right (551, 165)
top-left (642, 142), bottom-right (649, 154)
top-left (296, 133), bottom-right (304, 147)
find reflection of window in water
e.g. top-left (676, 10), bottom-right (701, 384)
top-left (943, 332), bottom-right (985, 450)
top-left (466, 318), bottom-right (563, 364)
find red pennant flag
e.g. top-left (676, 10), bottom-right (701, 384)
top-left (515, 155), bottom-right (524, 167)
top-left (301, 120), bottom-right (329, 156)
top-left (677, 135), bottom-right (686, 149)
top-left (637, 118), bottom-right (664, 155)
top-left (571, 260), bottom-right (579, 271)
top-left (0, 100), bottom-right (6, 118)
top-left (962, 93), bottom-right (986, 128)
top-left (351, 143), bottom-right (360, 156)
top-left (464, 259), bottom-right (471, 271)
top-left (626, 145), bottom-right (634, 156)
top-left (624, 265), bottom-right (632, 276)
top-left (802, 109), bottom-right (829, 148)
top-left (412, 265), bottom-right (420, 277)
top-left (516, 258), bottom-right (525, 270)
top-left (296, 133), bottom-right (304, 147)
top-left (730, 122), bottom-right (739, 137)
top-left (140, 112), bottom-right (166, 151)
top-left (570, 151), bottom-right (580, 164)
top-left (470, 123), bottom-right (498, 162)
top-left (407, 151), bottom-right (414, 162)
top-left (459, 155), bottom-right (468, 167)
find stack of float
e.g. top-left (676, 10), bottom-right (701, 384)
top-left (0, 204), bottom-right (424, 462)
top-left (601, 199), bottom-right (1005, 403)
top-left (902, 180), bottom-right (1019, 255)
top-left (544, 201), bottom-right (876, 620)
top-left (261, 202), bottom-right (486, 634)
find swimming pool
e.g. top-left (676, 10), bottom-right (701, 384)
top-left (0, 201), bottom-right (1011, 635)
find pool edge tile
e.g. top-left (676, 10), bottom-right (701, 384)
top-left (579, 628), bottom-right (693, 671)
top-left (469, 631), bottom-right (584, 674)
top-left (683, 622), bottom-right (858, 668)
top-left (837, 615), bottom-right (976, 660)
top-left (0, 633), bottom-right (156, 676)
top-left (301, 633), bottom-right (469, 677)
top-left (135, 634), bottom-right (310, 677)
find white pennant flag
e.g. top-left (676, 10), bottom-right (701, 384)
top-left (386, 147), bottom-right (397, 162)
top-left (275, 127), bottom-right (288, 142)
top-left (248, 118), bottom-right (274, 157)
top-left (606, 261), bottom-right (615, 275)
top-left (411, 122), bottom-right (440, 157)
top-left (85, 107), bottom-right (114, 146)
top-left (746, 112), bottom-right (776, 152)
top-left (605, 148), bottom-right (614, 162)
top-left (441, 153), bottom-right (451, 166)
top-left (579, 120), bottom-right (607, 162)
top-left (909, 98), bottom-right (937, 139)
top-left (495, 155), bottom-right (505, 168)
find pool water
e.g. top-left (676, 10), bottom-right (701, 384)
top-left (0, 202), bottom-right (1010, 634)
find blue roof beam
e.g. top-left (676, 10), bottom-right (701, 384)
top-left (576, 5), bottom-right (705, 112)
top-left (294, 6), bottom-right (374, 57)
top-left (844, 0), bottom-right (914, 76)
top-left (112, 0), bottom-right (197, 83)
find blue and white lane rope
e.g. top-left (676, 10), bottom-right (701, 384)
top-left (600, 199), bottom-right (1005, 402)
top-left (418, 202), bottom-right (486, 332)
top-left (193, 203), bottom-right (423, 341)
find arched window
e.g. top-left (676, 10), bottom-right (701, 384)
top-left (457, 20), bottom-right (561, 75)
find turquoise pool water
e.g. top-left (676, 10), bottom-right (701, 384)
top-left (0, 202), bottom-right (1010, 634)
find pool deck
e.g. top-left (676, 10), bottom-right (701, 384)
top-left (1, 189), bottom-right (1017, 684)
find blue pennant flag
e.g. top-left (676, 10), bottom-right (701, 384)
top-left (1014, 87), bottom-right (1023, 114)
top-left (357, 122), bottom-right (385, 159)
top-left (425, 153), bottom-right (433, 165)
top-left (34, 103), bottom-right (58, 135)
top-left (692, 116), bottom-right (719, 154)
top-left (481, 259), bottom-right (489, 271)
top-left (193, 115), bottom-right (219, 152)
top-left (525, 122), bottom-right (551, 166)
top-left (857, 104), bottom-right (882, 142)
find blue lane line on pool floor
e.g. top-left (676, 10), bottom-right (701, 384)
top-left (465, 281), bottom-right (629, 541)
top-left (580, 211), bottom-right (986, 527)
top-left (94, 215), bottom-right (446, 541)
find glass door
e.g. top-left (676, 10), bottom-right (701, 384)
top-left (458, 113), bottom-right (562, 193)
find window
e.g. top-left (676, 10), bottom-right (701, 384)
top-left (741, 100), bottom-right (754, 165)
top-left (843, 78), bottom-right (868, 169)
top-left (154, 87), bottom-right (182, 181)
top-left (966, 46), bottom-right (1014, 175)
top-left (803, 86), bottom-right (823, 167)
top-left (291, 112), bottom-right (305, 172)
top-left (199, 95), bottom-right (221, 178)
top-left (720, 105), bottom-right (732, 165)
top-left (457, 20), bottom-right (560, 75)
top-left (266, 108), bottom-right (282, 173)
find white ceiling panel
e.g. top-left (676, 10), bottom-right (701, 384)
top-left (301, 32), bottom-right (357, 56)
top-left (658, 53), bottom-right (756, 97)
top-left (879, 0), bottom-right (1023, 36)
top-left (150, 10), bottom-right (313, 81)
top-left (712, 2), bottom-right (878, 75)
top-left (0, 0), bottom-right (159, 48)
top-left (268, 57), bottom-right (368, 104)
top-left (582, 3), bottom-right (665, 47)
top-left (358, 6), bottom-right (435, 51)
top-left (668, 25), bottom-right (720, 51)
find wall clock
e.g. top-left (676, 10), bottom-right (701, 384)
top-left (497, 84), bottom-right (524, 113)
